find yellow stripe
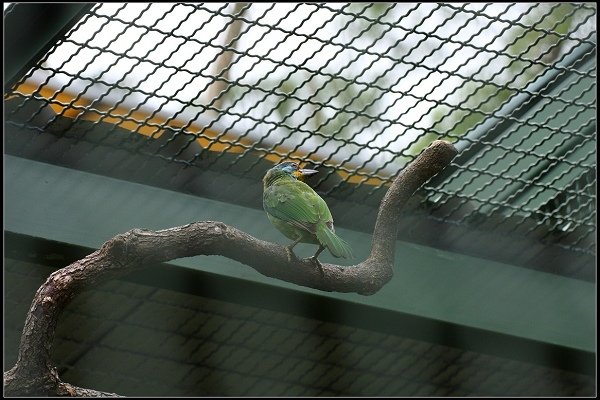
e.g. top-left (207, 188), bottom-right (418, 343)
top-left (9, 81), bottom-right (389, 186)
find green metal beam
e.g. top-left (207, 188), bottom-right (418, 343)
top-left (5, 155), bottom-right (595, 353)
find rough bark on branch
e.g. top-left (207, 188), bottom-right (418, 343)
top-left (3, 140), bottom-right (457, 396)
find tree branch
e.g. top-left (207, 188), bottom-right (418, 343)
top-left (3, 140), bottom-right (457, 396)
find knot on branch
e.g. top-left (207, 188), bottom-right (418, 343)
top-left (203, 221), bottom-right (231, 242)
top-left (179, 221), bottom-right (232, 254)
top-left (50, 273), bottom-right (73, 289)
top-left (101, 228), bottom-right (152, 265)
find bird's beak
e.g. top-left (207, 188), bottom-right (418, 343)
top-left (298, 168), bottom-right (318, 177)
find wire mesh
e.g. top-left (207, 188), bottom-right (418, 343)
top-left (4, 3), bottom-right (597, 268)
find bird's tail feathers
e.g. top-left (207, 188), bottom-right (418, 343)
top-left (316, 224), bottom-right (354, 259)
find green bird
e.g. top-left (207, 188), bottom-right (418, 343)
top-left (263, 161), bottom-right (353, 273)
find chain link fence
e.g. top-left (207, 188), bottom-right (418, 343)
top-left (4, 3), bottom-right (596, 273)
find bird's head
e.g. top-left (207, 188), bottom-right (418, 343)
top-left (263, 161), bottom-right (318, 186)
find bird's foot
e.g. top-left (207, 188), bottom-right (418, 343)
top-left (286, 246), bottom-right (299, 263)
top-left (303, 256), bottom-right (325, 276)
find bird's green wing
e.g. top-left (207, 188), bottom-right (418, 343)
top-left (263, 180), bottom-right (332, 232)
